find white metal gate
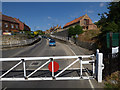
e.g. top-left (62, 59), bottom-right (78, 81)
top-left (0, 50), bottom-right (104, 83)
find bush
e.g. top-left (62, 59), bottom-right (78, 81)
top-left (68, 25), bottom-right (83, 37)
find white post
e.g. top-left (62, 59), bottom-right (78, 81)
top-left (80, 57), bottom-right (82, 78)
top-left (92, 56), bottom-right (95, 76)
top-left (93, 62), bottom-right (95, 75)
top-left (22, 59), bottom-right (27, 79)
top-left (96, 49), bottom-right (104, 83)
top-left (50, 58), bottom-right (54, 78)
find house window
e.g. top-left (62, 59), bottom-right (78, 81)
top-left (84, 19), bottom-right (87, 25)
top-left (16, 25), bottom-right (18, 29)
top-left (4, 23), bottom-right (8, 28)
top-left (5, 30), bottom-right (8, 32)
top-left (84, 19), bottom-right (89, 25)
top-left (11, 24), bottom-right (14, 28)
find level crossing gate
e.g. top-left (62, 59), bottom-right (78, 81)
top-left (0, 49), bottom-right (104, 83)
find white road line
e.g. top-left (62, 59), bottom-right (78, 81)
top-left (65, 44), bottom-right (94, 89)
top-left (65, 44), bottom-right (77, 56)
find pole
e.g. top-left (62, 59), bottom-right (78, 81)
top-left (109, 32), bottom-right (112, 75)
top-left (118, 32), bottom-right (120, 71)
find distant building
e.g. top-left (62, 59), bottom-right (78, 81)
top-left (45, 30), bottom-right (50, 34)
top-left (46, 25), bottom-right (62, 34)
top-left (63, 14), bottom-right (97, 30)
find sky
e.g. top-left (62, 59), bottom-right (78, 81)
top-left (2, 2), bottom-right (109, 31)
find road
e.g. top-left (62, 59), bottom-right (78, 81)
top-left (1, 38), bottom-right (104, 89)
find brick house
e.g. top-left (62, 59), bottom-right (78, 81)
top-left (63, 14), bottom-right (97, 30)
top-left (2, 14), bottom-right (20, 34)
top-left (1, 14), bottom-right (31, 35)
top-left (14, 18), bottom-right (31, 32)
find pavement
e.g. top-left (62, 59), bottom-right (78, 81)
top-left (0, 38), bottom-right (105, 89)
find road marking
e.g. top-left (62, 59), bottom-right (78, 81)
top-left (65, 44), bottom-right (77, 56)
top-left (65, 44), bottom-right (94, 89)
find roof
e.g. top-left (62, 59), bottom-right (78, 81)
top-left (63, 15), bottom-right (84, 28)
top-left (2, 14), bottom-right (18, 23)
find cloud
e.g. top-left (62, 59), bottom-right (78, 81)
top-left (48, 16), bottom-right (52, 19)
top-left (100, 3), bottom-right (104, 7)
top-left (87, 10), bottom-right (94, 13)
top-left (93, 21), bottom-right (98, 23)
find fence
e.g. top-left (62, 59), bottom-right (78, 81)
top-left (0, 50), bottom-right (104, 83)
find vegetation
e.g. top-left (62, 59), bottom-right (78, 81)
top-left (95, 2), bottom-right (120, 50)
top-left (95, 2), bottom-right (120, 88)
top-left (68, 25), bottom-right (83, 37)
top-left (34, 30), bottom-right (45, 35)
top-left (97, 2), bottom-right (120, 33)
top-left (104, 71), bottom-right (120, 89)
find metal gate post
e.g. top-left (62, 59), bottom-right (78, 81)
top-left (96, 49), bottom-right (104, 83)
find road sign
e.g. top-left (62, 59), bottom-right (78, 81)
top-left (107, 33), bottom-right (119, 48)
top-left (75, 34), bottom-right (78, 38)
top-left (48, 61), bottom-right (59, 72)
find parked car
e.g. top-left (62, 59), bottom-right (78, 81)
top-left (47, 37), bottom-right (52, 41)
top-left (49, 39), bottom-right (56, 46)
top-left (42, 36), bottom-right (47, 38)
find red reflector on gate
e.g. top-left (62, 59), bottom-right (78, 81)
top-left (48, 61), bottom-right (59, 72)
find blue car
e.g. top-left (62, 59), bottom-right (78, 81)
top-left (49, 39), bottom-right (56, 46)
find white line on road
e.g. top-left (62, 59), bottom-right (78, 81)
top-left (65, 44), bottom-right (94, 89)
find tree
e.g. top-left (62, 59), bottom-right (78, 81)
top-left (35, 30), bottom-right (44, 35)
top-left (101, 21), bottom-right (119, 33)
top-left (97, 2), bottom-right (120, 33)
top-left (96, 2), bottom-right (120, 54)
top-left (74, 25), bottom-right (83, 35)
top-left (68, 27), bottom-right (75, 37)
top-left (68, 25), bottom-right (83, 37)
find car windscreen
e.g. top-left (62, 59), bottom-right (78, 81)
top-left (50, 40), bottom-right (55, 43)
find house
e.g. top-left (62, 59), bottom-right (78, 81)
top-left (63, 14), bottom-right (97, 30)
top-left (1, 14), bottom-right (20, 34)
top-left (45, 30), bottom-right (50, 34)
top-left (1, 14), bottom-right (31, 35)
top-left (47, 25), bottom-right (62, 34)
top-left (14, 18), bottom-right (31, 32)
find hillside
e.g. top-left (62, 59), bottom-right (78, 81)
top-left (78, 29), bottom-right (101, 42)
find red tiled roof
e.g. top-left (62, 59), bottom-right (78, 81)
top-left (63, 15), bottom-right (84, 28)
top-left (2, 14), bottom-right (18, 23)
